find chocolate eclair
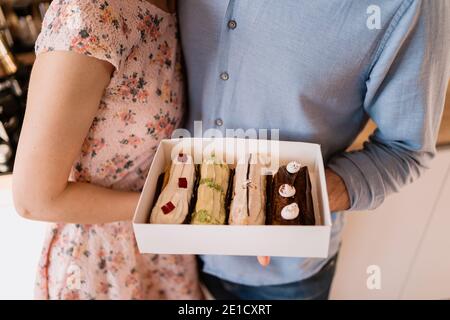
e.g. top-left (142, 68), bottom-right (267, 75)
top-left (268, 161), bottom-right (315, 225)
top-left (229, 154), bottom-right (266, 225)
top-left (150, 153), bottom-right (196, 224)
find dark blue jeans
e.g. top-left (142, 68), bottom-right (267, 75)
top-left (199, 254), bottom-right (339, 300)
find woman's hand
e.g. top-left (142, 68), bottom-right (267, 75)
top-left (13, 51), bottom-right (140, 224)
top-left (257, 168), bottom-right (350, 267)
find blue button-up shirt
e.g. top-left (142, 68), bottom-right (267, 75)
top-left (178, 0), bottom-right (450, 286)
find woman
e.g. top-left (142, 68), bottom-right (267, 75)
top-left (12, 0), bottom-right (202, 300)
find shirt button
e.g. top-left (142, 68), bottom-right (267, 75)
top-left (220, 72), bottom-right (229, 81)
top-left (215, 118), bottom-right (223, 126)
top-left (228, 20), bottom-right (237, 30)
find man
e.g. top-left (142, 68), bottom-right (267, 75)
top-left (177, 0), bottom-right (450, 299)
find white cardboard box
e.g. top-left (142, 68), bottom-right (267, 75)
top-left (133, 138), bottom-right (331, 258)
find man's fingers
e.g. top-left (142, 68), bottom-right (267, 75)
top-left (257, 256), bottom-right (271, 267)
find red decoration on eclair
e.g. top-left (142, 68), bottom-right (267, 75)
top-left (161, 201), bottom-right (175, 214)
top-left (178, 177), bottom-right (188, 188)
top-left (178, 153), bottom-right (188, 163)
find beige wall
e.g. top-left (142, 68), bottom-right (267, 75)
top-left (330, 147), bottom-right (450, 299)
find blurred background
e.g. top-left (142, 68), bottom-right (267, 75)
top-left (0, 0), bottom-right (449, 300)
top-left (0, 0), bottom-right (50, 175)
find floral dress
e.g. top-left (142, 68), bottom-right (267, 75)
top-left (33, 0), bottom-right (202, 300)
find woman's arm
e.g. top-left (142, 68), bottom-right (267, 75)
top-left (13, 51), bottom-right (140, 224)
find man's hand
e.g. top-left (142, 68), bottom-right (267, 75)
top-left (325, 168), bottom-right (350, 212)
top-left (257, 256), bottom-right (271, 267)
top-left (257, 168), bottom-right (350, 267)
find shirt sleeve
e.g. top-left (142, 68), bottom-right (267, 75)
top-left (327, 0), bottom-right (450, 211)
top-left (35, 0), bottom-right (126, 70)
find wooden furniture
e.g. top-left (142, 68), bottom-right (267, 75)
top-left (350, 81), bottom-right (450, 150)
